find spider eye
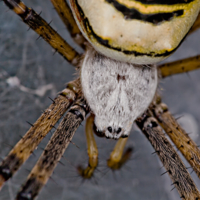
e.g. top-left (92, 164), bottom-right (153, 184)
top-left (107, 126), bottom-right (112, 133)
top-left (116, 127), bottom-right (122, 134)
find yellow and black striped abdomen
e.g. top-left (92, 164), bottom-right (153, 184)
top-left (70, 0), bottom-right (200, 64)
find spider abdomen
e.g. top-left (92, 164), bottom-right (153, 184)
top-left (70, 0), bottom-right (200, 64)
top-left (81, 49), bottom-right (158, 139)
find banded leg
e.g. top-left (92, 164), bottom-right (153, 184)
top-left (51, 0), bottom-right (86, 48)
top-left (77, 114), bottom-right (98, 179)
top-left (151, 96), bottom-right (200, 178)
top-left (16, 98), bottom-right (89, 200)
top-left (136, 111), bottom-right (200, 200)
top-left (0, 79), bottom-right (80, 189)
top-left (107, 137), bottom-right (132, 170)
top-left (159, 55), bottom-right (200, 78)
top-left (3, 0), bottom-right (79, 63)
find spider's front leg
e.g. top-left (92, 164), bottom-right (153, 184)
top-left (157, 53), bottom-right (200, 178)
top-left (151, 96), bottom-right (200, 178)
top-left (16, 98), bottom-right (89, 200)
top-left (136, 111), bottom-right (200, 200)
top-left (0, 79), bottom-right (80, 189)
top-left (1, 0), bottom-right (86, 191)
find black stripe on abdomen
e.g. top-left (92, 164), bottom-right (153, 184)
top-left (133, 0), bottom-right (194, 5)
top-left (106, 0), bottom-right (184, 24)
top-left (74, 0), bottom-right (187, 58)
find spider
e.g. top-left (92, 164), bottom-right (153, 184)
top-left (0, 0), bottom-right (200, 199)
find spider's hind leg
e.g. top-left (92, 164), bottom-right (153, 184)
top-left (159, 55), bottom-right (200, 78)
top-left (3, 0), bottom-right (79, 63)
top-left (51, 0), bottom-right (86, 48)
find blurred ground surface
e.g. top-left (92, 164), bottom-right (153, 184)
top-left (0, 1), bottom-right (200, 200)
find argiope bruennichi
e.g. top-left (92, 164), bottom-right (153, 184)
top-left (1, 0), bottom-right (200, 199)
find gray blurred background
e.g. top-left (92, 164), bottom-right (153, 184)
top-left (0, 1), bottom-right (200, 200)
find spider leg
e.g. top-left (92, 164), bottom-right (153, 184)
top-left (0, 79), bottom-right (80, 190)
top-left (16, 98), bottom-right (89, 200)
top-left (107, 137), bottom-right (132, 170)
top-left (159, 55), bottom-right (200, 78)
top-left (3, 0), bottom-right (79, 63)
top-left (151, 96), bottom-right (200, 178)
top-left (51, 0), bottom-right (86, 48)
top-left (189, 12), bottom-right (200, 35)
top-left (136, 111), bottom-right (200, 200)
top-left (77, 114), bottom-right (98, 179)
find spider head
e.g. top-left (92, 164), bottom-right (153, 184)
top-left (94, 115), bottom-right (132, 139)
top-left (105, 126), bottom-right (125, 139)
top-left (81, 48), bottom-right (158, 140)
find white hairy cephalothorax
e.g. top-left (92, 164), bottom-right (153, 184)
top-left (81, 48), bottom-right (158, 139)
